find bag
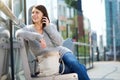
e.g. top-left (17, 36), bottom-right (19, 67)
top-left (36, 50), bottom-right (60, 77)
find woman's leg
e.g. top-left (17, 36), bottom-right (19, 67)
top-left (62, 52), bottom-right (90, 80)
top-left (59, 63), bottom-right (71, 74)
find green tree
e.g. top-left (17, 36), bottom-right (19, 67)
top-left (65, 0), bottom-right (77, 9)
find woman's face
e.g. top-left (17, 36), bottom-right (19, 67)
top-left (32, 7), bottom-right (43, 24)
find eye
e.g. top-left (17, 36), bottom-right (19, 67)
top-left (36, 11), bottom-right (39, 14)
top-left (32, 11), bottom-right (34, 14)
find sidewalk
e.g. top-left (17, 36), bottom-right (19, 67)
top-left (88, 61), bottom-right (120, 80)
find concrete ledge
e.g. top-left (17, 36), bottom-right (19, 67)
top-left (32, 73), bottom-right (78, 80)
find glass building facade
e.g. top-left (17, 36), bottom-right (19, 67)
top-left (105, 0), bottom-right (120, 50)
top-left (105, 0), bottom-right (120, 58)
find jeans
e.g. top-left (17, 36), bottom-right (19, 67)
top-left (59, 52), bottom-right (90, 80)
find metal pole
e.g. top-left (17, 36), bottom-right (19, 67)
top-left (113, 24), bottom-right (116, 61)
top-left (9, 0), bottom-right (15, 79)
top-left (10, 20), bottom-right (15, 80)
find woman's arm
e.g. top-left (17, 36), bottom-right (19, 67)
top-left (15, 25), bottom-right (43, 41)
top-left (43, 23), bottom-right (64, 46)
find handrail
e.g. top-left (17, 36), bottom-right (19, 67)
top-left (73, 42), bottom-right (94, 47)
top-left (0, 0), bottom-right (25, 28)
top-left (0, 0), bottom-right (19, 24)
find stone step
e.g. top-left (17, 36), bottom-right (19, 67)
top-left (33, 73), bottom-right (78, 80)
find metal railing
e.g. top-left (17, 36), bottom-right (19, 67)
top-left (73, 42), bottom-right (94, 69)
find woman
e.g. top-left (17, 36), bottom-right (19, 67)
top-left (15, 5), bottom-right (90, 80)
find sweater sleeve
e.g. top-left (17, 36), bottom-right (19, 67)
top-left (15, 25), bottom-right (43, 41)
top-left (43, 23), bottom-right (64, 46)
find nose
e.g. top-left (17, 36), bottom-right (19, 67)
top-left (32, 12), bottom-right (36, 17)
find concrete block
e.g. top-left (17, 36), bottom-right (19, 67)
top-left (33, 73), bottom-right (78, 80)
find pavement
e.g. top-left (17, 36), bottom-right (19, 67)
top-left (88, 61), bottom-right (120, 80)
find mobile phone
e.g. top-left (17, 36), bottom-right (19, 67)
top-left (42, 17), bottom-right (46, 27)
top-left (43, 23), bottom-right (46, 27)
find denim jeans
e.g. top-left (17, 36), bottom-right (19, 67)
top-left (59, 52), bottom-right (90, 80)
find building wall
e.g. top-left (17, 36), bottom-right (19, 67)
top-left (105, 0), bottom-right (120, 51)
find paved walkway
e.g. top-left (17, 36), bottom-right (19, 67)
top-left (88, 61), bottom-right (120, 80)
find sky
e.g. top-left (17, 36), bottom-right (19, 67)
top-left (82, 0), bottom-right (106, 46)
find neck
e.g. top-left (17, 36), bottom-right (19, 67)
top-left (34, 23), bottom-right (43, 34)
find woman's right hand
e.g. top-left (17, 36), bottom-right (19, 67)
top-left (42, 16), bottom-right (50, 27)
top-left (39, 38), bottom-right (47, 48)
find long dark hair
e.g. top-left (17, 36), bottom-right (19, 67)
top-left (32, 5), bottom-right (50, 27)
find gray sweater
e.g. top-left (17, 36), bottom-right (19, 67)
top-left (15, 23), bottom-right (72, 58)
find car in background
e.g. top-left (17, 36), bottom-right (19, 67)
top-left (106, 50), bottom-right (120, 61)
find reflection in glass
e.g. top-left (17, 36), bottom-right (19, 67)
top-left (0, 16), bottom-right (10, 80)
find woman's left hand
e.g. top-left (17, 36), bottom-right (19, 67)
top-left (39, 38), bottom-right (47, 48)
